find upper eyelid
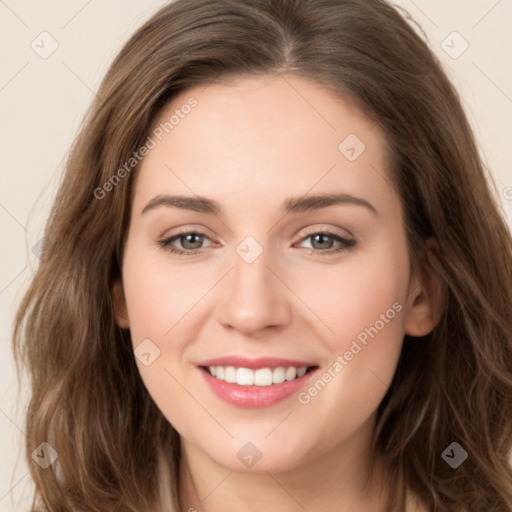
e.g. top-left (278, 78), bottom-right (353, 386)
top-left (162, 228), bottom-right (354, 247)
top-left (299, 226), bottom-right (354, 239)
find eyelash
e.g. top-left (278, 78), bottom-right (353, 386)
top-left (157, 229), bottom-right (357, 257)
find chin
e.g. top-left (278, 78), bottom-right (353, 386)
top-left (195, 433), bottom-right (315, 474)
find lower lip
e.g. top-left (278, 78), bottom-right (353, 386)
top-left (199, 367), bottom-right (317, 408)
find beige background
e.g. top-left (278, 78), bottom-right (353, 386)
top-left (1, 0), bottom-right (511, 509)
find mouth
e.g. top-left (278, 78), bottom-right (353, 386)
top-left (200, 364), bottom-right (318, 386)
top-left (197, 356), bottom-right (320, 408)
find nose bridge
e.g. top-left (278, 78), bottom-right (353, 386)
top-left (217, 236), bottom-right (291, 334)
top-left (232, 245), bottom-right (271, 295)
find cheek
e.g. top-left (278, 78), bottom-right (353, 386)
top-left (293, 242), bottom-right (408, 435)
top-left (295, 244), bottom-right (408, 354)
top-left (121, 244), bottom-right (210, 342)
top-left (120, 245), bottom-right (210, 432)
top-left (293, 242), bottom-right (407, 406)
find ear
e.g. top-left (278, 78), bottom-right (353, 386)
top-left (112, 280), bottom-right (130, 329)
top-left (404, 238), bottom-right (445, 337)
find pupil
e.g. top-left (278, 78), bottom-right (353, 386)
top-left (313, 234), bottom-right (332, 249)
top-left (183, 233), bottom-right (203, 249)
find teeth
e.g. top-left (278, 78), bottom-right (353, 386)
top-left (208, 365), bottom-right (309, 386)
top-left (254, 368), bottom-right (273, 386)
top-left (236, 368), bottom-right (254, 385)
top-left (224, 366), bottom-right (236, 383)
top-left (272, 367), bottom-right (285, 384)
top-left (285, 367), bottom-right (297, 381)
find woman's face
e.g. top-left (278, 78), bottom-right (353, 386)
top-left (114, 74), bottom-right (432, 473)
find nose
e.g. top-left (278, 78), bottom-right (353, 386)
top-left (217, 249), bottom-right (292, 337)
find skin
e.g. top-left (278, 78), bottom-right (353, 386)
top-left (113, 74), bottom-right (442, 512)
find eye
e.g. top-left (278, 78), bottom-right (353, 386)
top-left (157, 230), bottom-right (214, 256)
top-left (296, 231), bottom-right (356, 256)
top-left (157, 229), bottom-right (357, 257)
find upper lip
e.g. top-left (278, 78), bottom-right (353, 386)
top-left (198, 356), bottom-right (318, 370)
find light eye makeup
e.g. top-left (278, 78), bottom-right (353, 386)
top-left (156, 227), bottom-right (357, 257)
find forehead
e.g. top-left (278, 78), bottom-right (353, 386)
top-left (133, 74), bottom-right (397, 218)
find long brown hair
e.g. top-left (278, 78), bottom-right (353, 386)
top-left (13, 0), bottom-right (512, 510)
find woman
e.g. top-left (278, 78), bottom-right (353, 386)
top-left (13, 0), bottom-right (512, 510)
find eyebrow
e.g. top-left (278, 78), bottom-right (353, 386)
top-left (141, 192), bottom-right (378, 216)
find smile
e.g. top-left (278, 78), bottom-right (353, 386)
top-left (204, 365), bottom-right (313, 386)
top-left (197, 356), bottom-right (319, 408)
